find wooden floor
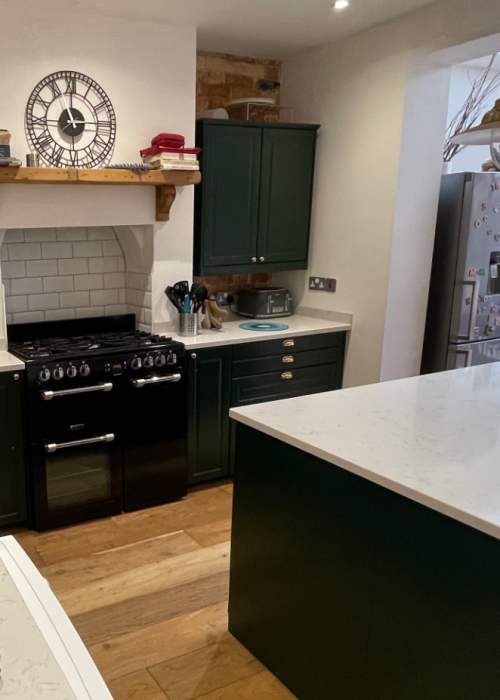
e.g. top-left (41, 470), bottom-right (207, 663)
top-left (13, 483), bottom-right (297, 700)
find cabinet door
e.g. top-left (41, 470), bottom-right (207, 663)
top-left (0, 372), bottom-right (27, 526)
top-left (258, 127), bottom-right (317, 265)
top-left (200, 124), bottom-right (261, 269)
top-left (188, 348), bottom-right (232, 484)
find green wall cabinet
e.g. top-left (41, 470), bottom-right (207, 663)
top-left (187, 347), bottom-right (232, 484)
top-left (0, 371), bottom-right (27, 527)
top-left (188, 333), bottom-right (346, 485)
top-left (194, 119), bottom-right (319, 276)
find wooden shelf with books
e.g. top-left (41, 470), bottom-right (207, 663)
top-left (0, 166), bottom-right (202, 221)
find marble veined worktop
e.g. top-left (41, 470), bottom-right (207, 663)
top-left (230, 364), bottom-right (500, 540)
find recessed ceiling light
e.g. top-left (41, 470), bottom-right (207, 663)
top-left (333, 0), bottom-right (350, 10)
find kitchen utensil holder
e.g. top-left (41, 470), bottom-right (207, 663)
top-left (179, 313), bottom-right (198, 337)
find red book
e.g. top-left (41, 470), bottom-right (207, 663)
top-left (151, 133), bottom-right (185, 148)
top-left (140, 145), bottom-right (201, 157)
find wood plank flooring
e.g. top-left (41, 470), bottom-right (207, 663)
top-left (11, 483), bottom-right (297, 700)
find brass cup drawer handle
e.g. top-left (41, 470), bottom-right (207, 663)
top-left (281, 371), bottom-right (294, 380)
top-left (282, 355), bottom-right (295, 364)
top-left (282, 339), bottom-right (295, 348)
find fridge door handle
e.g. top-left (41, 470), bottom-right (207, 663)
top-left (457, 280), bottom-right (480, 341)
top-left (454, 348), bottom-right (473, 368)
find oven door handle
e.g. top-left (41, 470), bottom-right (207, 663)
top-left (45, 433), bottom-right (115, 454)
top-left (131, 373), bottom-right (182, 389)
top-left (41, 382), bottom-right (113, 401)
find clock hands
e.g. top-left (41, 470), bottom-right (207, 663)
top-left (59, 93), bottom-right (77, 130)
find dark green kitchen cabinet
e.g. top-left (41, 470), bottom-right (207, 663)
top-left (187, 347), bottom-right (232, 484)
top-left (194, 119), bottom-right (319, 276)
top-left (0, 371), bottom-right (27, 526)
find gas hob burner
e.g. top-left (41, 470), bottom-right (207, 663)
top-left (9, 329), bottom-right (174, 362)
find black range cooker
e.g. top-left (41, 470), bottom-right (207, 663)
top-left (9, 314), bottom-right (187, 531)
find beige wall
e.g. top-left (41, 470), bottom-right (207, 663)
top-left (279, 0), bottom-right (500, 387)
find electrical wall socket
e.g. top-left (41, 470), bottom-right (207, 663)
top-left (309, 276), bottom-right (337, 292)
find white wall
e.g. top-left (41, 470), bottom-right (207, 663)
top-left (280, 0), bottom-right (500, 387)
top-left (0, 0), bottom-right (196, 334)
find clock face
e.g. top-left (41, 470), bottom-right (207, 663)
top-left (25, 70), bottom-right (116, 168)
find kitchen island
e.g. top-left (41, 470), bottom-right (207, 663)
top-left (228, 365), bottom-right (500, 700)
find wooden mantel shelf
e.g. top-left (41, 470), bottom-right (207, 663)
top-left (0, 166), bottom-right (202, 222)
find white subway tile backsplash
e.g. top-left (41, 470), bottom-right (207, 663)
top-left (60, 291), bottom-right (91, 308)
top-left (10, 311), bottom-right (44, 324)
top-left (104, 304), bottom-right (128, 316)
top-left (2, 261), bottom-right (26, 279)
top-left (28, 293), bottom-right (60, 311)
top-left (26, 259), bottom-right (59, 277)
top-left (75, 306), bottom-right (104, 319)
top-left (104, 272), bottom-right (125, 289)
top-left (9, 243), bottom-right (42, 260)
top-left (90, 289), bottom-right (119, 306)
top-left (24, 228), bottom-right (57, 242)
top-left (42, 242), bottom-right (72, 259)
top-left (43, 276), bottom-right (75, 293)
top-left (45, 308), bottom-right (76, 321)
top-left (4, 230), bottom-right (25, 243)
top-left (102, 240), bottom-right (121, 257)
top-left (11, 277), bottom-right (43, 295)
top-left (1, 226), bottom-right (152, 328)
top-left (88, 227), bottom-right (115, 240)
top-left (57, 228), bottom-right (87, 241)
top-left (58, 258), bottom-right (88, 275)
top-left (89, 257), bottom-right (118, 274)
top-left (74, 274), bottom-right (104, 291)
top-left (6, 296), bottom-right (28, 313)
top-left (73, 241), bottom-right (102, 258)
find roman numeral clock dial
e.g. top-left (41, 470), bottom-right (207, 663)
top-left (25, 70), bottom-right (116, 168)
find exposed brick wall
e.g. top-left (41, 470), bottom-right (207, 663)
top-left (196, 51), bottom-right (282, 121)
top-left (194, 273), bottom-right (271, 296)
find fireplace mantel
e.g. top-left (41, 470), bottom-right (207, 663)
top-left (0, 167), bottom-right (201, 222)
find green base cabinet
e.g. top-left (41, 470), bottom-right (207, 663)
top-left (0, 371), bottom-right (27, 527)
top-left (194, 119), bottom-right (319, 276)
top-left (188, 333), bottom-right (346, 484)
top-left (187, 348), bottom-right (232, 484)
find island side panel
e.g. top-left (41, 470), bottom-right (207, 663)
top-left (228, 423), bottom-right (500, 700)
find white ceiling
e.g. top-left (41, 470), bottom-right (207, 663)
top-left (77, 0), bottom-right (437, 58)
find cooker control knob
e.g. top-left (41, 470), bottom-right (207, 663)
top-left (66, 364), bottom-right (78, 379)
top-left (143, 354), bottom-right (154, 369)
top-left (53, 365), bottom-right (65, 381)
top-left (39, 367), bottom-right (51, 383)
top-left (167, 351), bottom-right (177, 365)
top-left (80, 362), bottom-right (91, 377)
top-left (131, 356), bottom-right (142, 370)
top-left (155, 353), bottom-right (166, 367)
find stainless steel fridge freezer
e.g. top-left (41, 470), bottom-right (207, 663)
top-left (422, 172), bottom-right (500, 373)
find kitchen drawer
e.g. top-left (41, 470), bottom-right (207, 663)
top-left (232, 346), bottom-right (341, 378)
top-left (231, 364), bottom-right (342, 407)
top-left (232, 331), bottom-right (345, 361)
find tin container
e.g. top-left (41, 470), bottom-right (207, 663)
top-left (179, 313), bottom-right (198, 337)
top-left (26, 153), bottom-right (40, 167)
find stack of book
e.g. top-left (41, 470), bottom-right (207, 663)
top-left (140, 133), bottom-right (201, 171)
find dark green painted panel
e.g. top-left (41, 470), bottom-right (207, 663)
top-left (231, 363), bottom-right (342, 407)
top-left (231, 331), bottom-right (344, 360)
top-left (199, 124), bottom-right (261, 270)
top-left (229, 425), bottom-right (500, 700)
top-left (232, 346), bottom-right (342, 378)
top-left (0, 372), bottom-right (27, 526)
top-left (257, 127), bottom-right (316, 264)
top-left (187, 348), bottom-right (232, 484)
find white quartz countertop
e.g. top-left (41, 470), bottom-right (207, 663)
top-left (0, 536), bottom-right (112, 699)
top-left (0, 351), bottom-right (25, 372)
top-left (172, 315), bottom-right (350, 350)
top-left (230, 364), bottom-right (500, 541)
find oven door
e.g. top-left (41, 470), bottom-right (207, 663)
top-left (29, 380), bottom-right (122, 531)
top-left (121, 370), bottom-right (188, 512)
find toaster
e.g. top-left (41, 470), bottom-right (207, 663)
top-left (236, 288), bottom-right (293, 319)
